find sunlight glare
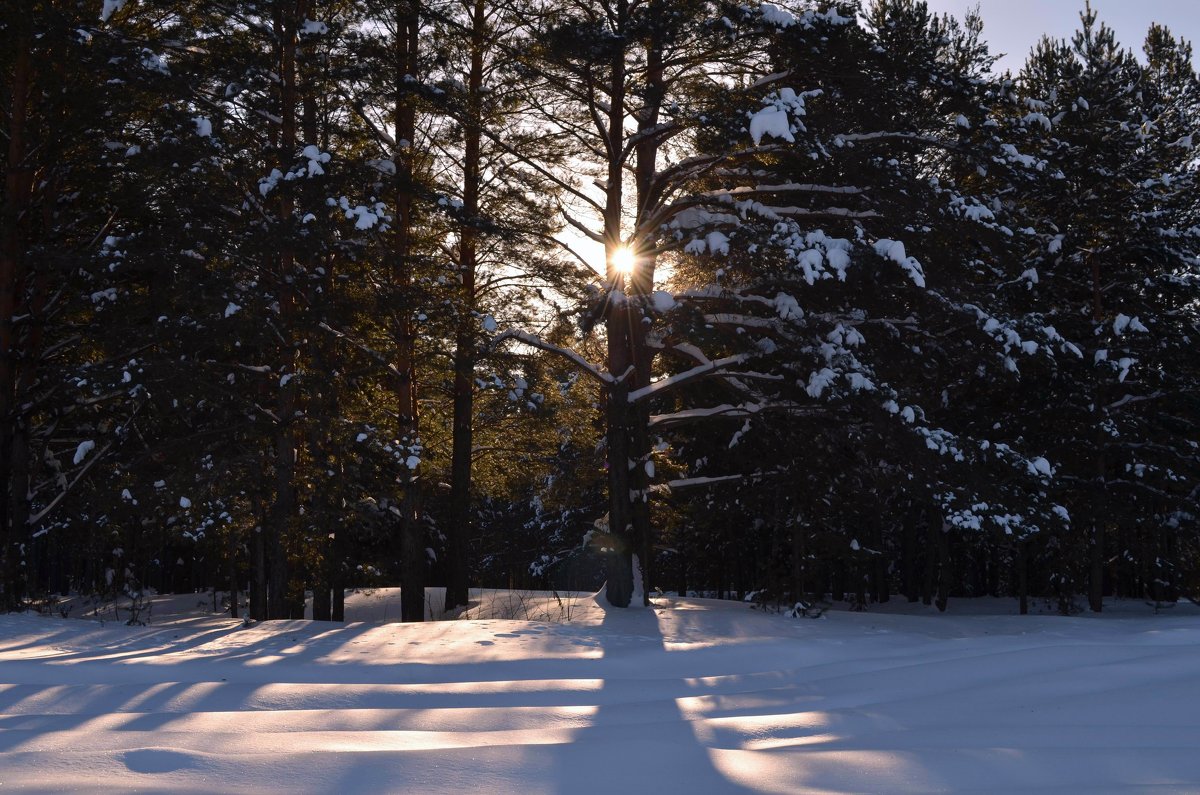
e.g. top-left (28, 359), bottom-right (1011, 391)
top-left (610, 246), bottom-right (636, 276)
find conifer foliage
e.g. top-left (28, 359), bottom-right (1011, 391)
top-left (0, 0), bottom-right (1196, 618)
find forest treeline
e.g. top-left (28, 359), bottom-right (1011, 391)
top-left (1, 0), bottom-right (1197, 620)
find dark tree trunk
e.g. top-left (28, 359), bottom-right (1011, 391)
top-left (0, 19), bottom-right (33, 607)
top-left (251, 524), bottom-right (267, 621)
top-left (331, 526), bottom-right (345, 621)
top-left (600, 1), bottom-right (634, 609)
top-left (1087, 252), bottom-right (1106, 613)
top-left (623, 3), bottom-right (669, 606)
top-left (266, 1), bottom-right (309, 620)
top-left (790, 520), bottom-right (804, 602)
top-left (902, 514), bottom-right (918, 602)
top-left (228, 529), bottom-right (239, 620)
top-left (394, 1), bottom-right (424, 623)
top-left (1017, 538), bottom-right (1029, 615)
top-left (312, 581), bottom-right (331, 621)
top-left (934, 517), bottom-right (950, 613)
top-left (444, 0), bottom-right (488, 613)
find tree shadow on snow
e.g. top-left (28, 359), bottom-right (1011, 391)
top-left (545, 600), bottom-right (757, 794)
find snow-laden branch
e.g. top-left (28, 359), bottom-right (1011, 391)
top-left (708, 183), bottom-right (864, 198)
top-left (1106, 390), bottom-right (1168, 412)
top-left (492, 329), bottom-right (613, 384)
top-left (318, 322), bottom-right (400, 378)
top-left (750, 69), bottom-right (793, 89)
top-left (660, 471), bottom-right (783, 492)
top-left (628, 354), bottom-right (749, 404)
top-left (26, 441), bottom-right (115, 528)
top-left (621, 120), bottom-right (683, 158)
top-left (649, 403), bottom-right (762, 427)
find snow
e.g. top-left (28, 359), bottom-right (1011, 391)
top-left (100, 0), bottom-right (126, 22)
top-left (705, 231), bottom-right (730, 256)
top-left (748, 106), bottom-right (793, 145)
top-left (1113, 313), bottom-right (1148, 335)
top-left (759, 3), bottom-right (797, 28)
top-left (1028, 456), bottom-right (1054, 477)
top-left (872, 238), bottom-right (926, 288)
top-left (1, 592), bottom-right (1198, 793)
top-left (301, 144), bottom-right (331, 177)
top-left (650, 291), bottom-right (677, 313)
top-left (72, 440), bottom-right (95, 466)
top-left (806, 367), bottom-right (837, 398)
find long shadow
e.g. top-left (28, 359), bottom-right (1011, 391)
top-left (544, 600), bottom-right (756, 793)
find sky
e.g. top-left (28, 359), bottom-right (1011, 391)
top-left (924, 1), bottom-right (1200, 72)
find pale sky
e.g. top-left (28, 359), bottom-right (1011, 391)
top-left (923, 0), bottom-right (1200, 72)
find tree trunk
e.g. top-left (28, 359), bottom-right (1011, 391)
top-left (394, 1), bottom-right (424, 623)
top-left (251, 524), bottom-right (267, 621)
top-left (1017, 537), bottom-right (1028, 615)
top-left (228, 528), bottom-right (239, 620)
top-left (0, 17), bottom-right (33, 608)
top-left (312, 580), bottom-right (331, 621)
top-left (934, 517), bottom-right (950, 613)
top-left (445, 0), bottom-right (487, 612)
top-left (599, 0), bottom-right (635, 609)
top-left (1087, 251), bottom-right (1106, 613)
top-left (623, 4), bottom-right (669, 606)
top-left (266, 1), bottom-right (309, 620)
top-left (603, 374), bottom-right (634, 607)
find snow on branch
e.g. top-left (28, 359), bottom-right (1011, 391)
top-left (628, 354), bottom-right (749, 404)
top-left (649, 403), bottom-right (761, 427)
top-left (708, 183), bottom-right (865, 198)
top-left (318, 322), bottom-right (401, 378)
top-left (492, 329), bottom-right (613, 384)
top-left (27, 440), bottom-right (115, 528)
top-left (648, 401), bottom-right (824, 428)
top-left (661, 471), bottom-right (783, 492)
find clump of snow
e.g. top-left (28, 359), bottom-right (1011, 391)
top-left (759, 3), bottom-right (797, 28)
top-left (73, 440), bottom-right (95, 465)
top-left (873, 238), bottom-right (926, 288)
top-left (748, 106), bottom-right (793, 145)
top-left (301, 144), bottom-right (331, 177)
top-left (100, 0), bottom-right (127, 22)
top-left (1112, 313), bottom-right (1148, 335)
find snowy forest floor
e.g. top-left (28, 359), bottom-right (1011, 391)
top-left (1, 591), bottom-right (1199, 793)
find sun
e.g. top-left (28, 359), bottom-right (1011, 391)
top-left (610, 245), bottom-right (636, 276)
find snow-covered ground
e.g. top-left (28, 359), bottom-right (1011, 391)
top-left (1, 592), bottom-right (1198, 793)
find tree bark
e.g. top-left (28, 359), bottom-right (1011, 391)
top-left (0, 14), bottom-right (33, 607)
top-left (394, 1), bottom-right (424, 623)
top-left (1017, 537), bottom-right (1029, 615)
top-left (445, 0), bottom-right (487, 612)
top-left (1087, 252), bottom-right (1106, 613)
top-left (251, 523), bottom-right (267, 621)
top-left (267, 2), bottom-right (305, 620)
top-left (598, 0), bottom-right (635, 609)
